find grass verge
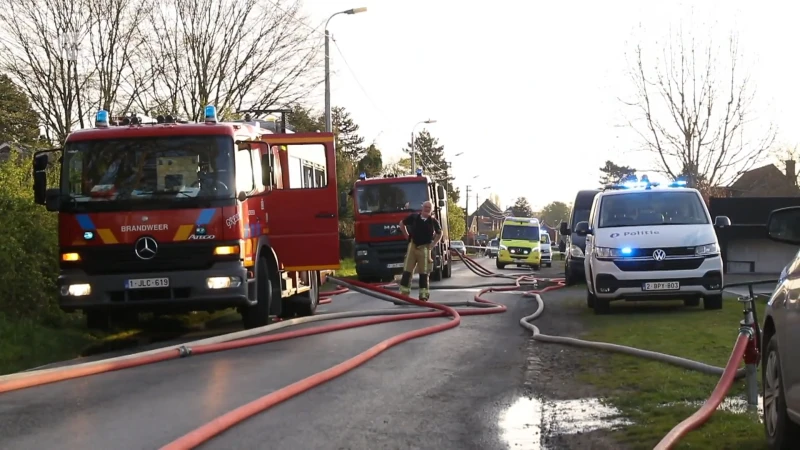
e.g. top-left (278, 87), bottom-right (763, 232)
top-left (577, 296), bottom-right (766, 450)
top-left (335, 258), bottom-right (357, 278)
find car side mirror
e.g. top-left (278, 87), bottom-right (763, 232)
top-left (339, 191), bottom-right (348, 214)
top-left (437, 184), bottom-right (445, 199)
top-left (574, 221), bottom-right (591, 236)
top-left (714, 216), bottom-right (731, 228)
top-left (438, 199), bottom-right (445, 207)
top-left (33, 152), bottom-right (51, 205)
top-left (559, 221), bottom-right (569, 235)
top-left (237, 191), bottom-right (248, 202)
top-left (767, 207), bottom-right (800, 245)
top-left (540, 236), bottom-right (547, 243)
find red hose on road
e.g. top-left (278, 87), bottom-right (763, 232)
top-left (653, 332), bottom-right (751, 450)
top-left (161, 271), bottom-right (559, 449)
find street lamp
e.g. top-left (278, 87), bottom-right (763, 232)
top-left (411, 119), bottom-right (437, 174)
top-left (324, 7), bottom-right (367, 132)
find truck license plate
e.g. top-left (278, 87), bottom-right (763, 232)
top-left (387, 263), bottom-right (404, 268)
top-left (642, 281), bottom-right (680, 291)
top-left (125, 278), bottom-right (170, 289)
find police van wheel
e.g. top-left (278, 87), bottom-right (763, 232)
top-left (593, 296), bottom-right (611, 315)
top-left (293, 271), bottom-right (319, 317)
top-left (241, 259), bottom-right (273, 329)
top-left (684, 297), bottom-right (700, 307)
top-left (704, 294), bottom-right (723, 310)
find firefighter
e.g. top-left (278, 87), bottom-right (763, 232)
top-left (398, 200), bottom-right (443, 301)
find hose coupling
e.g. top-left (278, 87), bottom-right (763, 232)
top-left (738, 326), bottom-right (755, 338)
top-left (177, 345), bottom-right (193, 357)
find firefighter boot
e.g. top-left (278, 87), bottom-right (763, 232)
top-left (419, 274), bottom-right (430, 301)
top-left (399, 271), bottom-right (412, 296)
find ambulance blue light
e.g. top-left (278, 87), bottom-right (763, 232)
top-left (359, 172), bottom-right (367, 180)
top-left (668, 180), bottom-right (687, 187)
top-left (416, 168), bottom-right (423, 176)
top-left (95, 110), bottom-right (109, 128)
top-left (621, 247), bottom-right (632, 255)
top-left (204, 105), bottom-right (218, 123)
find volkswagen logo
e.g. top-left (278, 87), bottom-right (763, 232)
top-left (652, 249), bottom-right (666, 261)
top-left (135, 236), bottom-right (158, 260)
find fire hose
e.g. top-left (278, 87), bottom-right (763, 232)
top-left (0, 251), bottom-right (766, 449)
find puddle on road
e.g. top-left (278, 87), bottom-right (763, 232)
top-left (660, 395), bottom-right (764, 423)
top-left (499, 396), bottom-right (631, 449)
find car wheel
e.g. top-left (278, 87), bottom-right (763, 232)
top-left (763, 337), bottom-right (800, 448)
top-left (496, 260), bottom-right (506, 270)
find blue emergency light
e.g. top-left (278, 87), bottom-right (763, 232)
top-left (95, 110), bottom-right (109, 128)
top-left (358, 172), bottom-right (367, 180)
top-left (668, 180), bottom-right (688, 187)
top-left (416, 168), bottom-right (423, 176)
top-left (204, 105), bottom-right (218, 124)
top-left (621, 247), bottom-right (632, 255)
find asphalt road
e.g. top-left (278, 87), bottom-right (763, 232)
top-left (0, 257), bottom-right (559, 450)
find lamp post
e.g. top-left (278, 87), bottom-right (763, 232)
top-left (324, 7), bottom-right (367, 132)
top-left (410, 119), bottom-right (437, 174)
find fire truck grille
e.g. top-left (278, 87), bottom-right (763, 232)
top-left (64, 243), bottom-right (223, 275)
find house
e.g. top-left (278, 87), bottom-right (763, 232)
top-left (725, 161), bottom-right (800, 197)
top-left (466, 200), bottom-right (505, 244)
top-left (706, 161), bottom-right (800, 274)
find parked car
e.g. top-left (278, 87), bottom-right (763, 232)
top-left (450, 240), bottom-right (466, 255)
top-left (486, 239), bottom-right (499, 258)
top-left (761, 206), bottom-right (800, 448)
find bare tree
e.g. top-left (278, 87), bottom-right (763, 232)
top-left (621, 28), bottom-right (776, 192)
top-left (0, 0), bottom-right (94, 141)
top-left (141, 0), bottom-right (323, 120)
top-left (86, 0), bottom-right (154, 114)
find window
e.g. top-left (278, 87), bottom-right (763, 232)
top-left (235, 148), bottom-right (255, 193)
top-left (501, 225), bottom-right (540, 241)
top-left (355, 181), bottom-right (428, 214)
top-left (60, 135), bottom-right (235, 211)
top-left (598, 191), bottom-right (709, 228)
top-left (286, 144), bottom-right (327, 189)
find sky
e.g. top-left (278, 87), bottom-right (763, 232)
top-left (296, 0), bottom-right (800, 213)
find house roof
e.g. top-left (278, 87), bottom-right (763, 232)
top-left (728, 163), bottom-right (799, 197)
top-left (469, 199), bottom-right (505, 220)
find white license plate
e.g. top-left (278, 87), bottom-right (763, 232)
top-left (643, 281), bottom-right (680, 291)
top-left (387, 263), bottom-right (404, 268)
top-left (125, 278), bottom-right (170, 289)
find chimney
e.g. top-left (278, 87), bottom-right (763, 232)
top-left (787, 160), bottom-right (797, 187)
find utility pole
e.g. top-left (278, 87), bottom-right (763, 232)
top-left (324, 7), bottom-right (368, 132)
top-left (465, 185), bottom-right (471, 236)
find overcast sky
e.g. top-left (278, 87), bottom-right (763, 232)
top-left (298, 0), bottom-right (800, 213)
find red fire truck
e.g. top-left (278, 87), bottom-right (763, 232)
top-left (32, 106), bottom-right (340, 330)
top-left (345, 170), bottom-right (452, 282)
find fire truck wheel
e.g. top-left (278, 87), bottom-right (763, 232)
top-left (241, 259), bottom-right (273, 329)
top-left (293, 271), bottom-right (319, 317)
top-left (85, 310), bottom-right (112, 331)
top-left (443, 255), bottom-right (452, 278)
top-left (430, 261), bottom-right (443, 281)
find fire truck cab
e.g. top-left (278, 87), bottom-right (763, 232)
top-left (32, 106), bottom-right (340, 330)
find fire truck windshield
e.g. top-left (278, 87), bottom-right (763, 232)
top-left (355, 181), bottom-right (428, 214)
top-left (60, 135), bottom-right (235, 211)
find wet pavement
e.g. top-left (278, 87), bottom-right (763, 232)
top-left (0, 258), bottom-right (596, 450)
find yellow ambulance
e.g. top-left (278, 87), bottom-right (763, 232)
top-left (497, 217), bottom-right (542, 270)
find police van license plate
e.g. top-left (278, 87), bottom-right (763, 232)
top-left (643, 281), bottom-right (680, 291)
top-left (125, 278), bottom-right (170, 289)
top-left (387, 263), bottom-right (404, 269)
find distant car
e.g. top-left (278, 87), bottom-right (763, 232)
top-left (486, 239), bottom-right (499, 258)
top-left (760, 206), bottom-right (800, 448)
top-left (450, 240), bottom-right (466, 255)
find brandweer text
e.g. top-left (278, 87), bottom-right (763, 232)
top-left (120, 224), bottom-right (169, 232)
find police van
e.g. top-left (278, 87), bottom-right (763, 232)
top-left (577, 178), bottom-right (731, 315)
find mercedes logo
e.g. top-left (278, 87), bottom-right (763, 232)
top-left (652, 249), bottom-right (666, 261)
top-left (141, 216), bottom-right (149, 222)
top-left (135, 236), bottom-right (158, 260)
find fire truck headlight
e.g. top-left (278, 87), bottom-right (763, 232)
top-left (206, 277), bottom-right (242, 289)
top-left (61, 284), bottom-right (91, 296)
top-left (61, 252), bottom-right (81, 262)
top-left (213, 245), bottom-right (240, 256)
